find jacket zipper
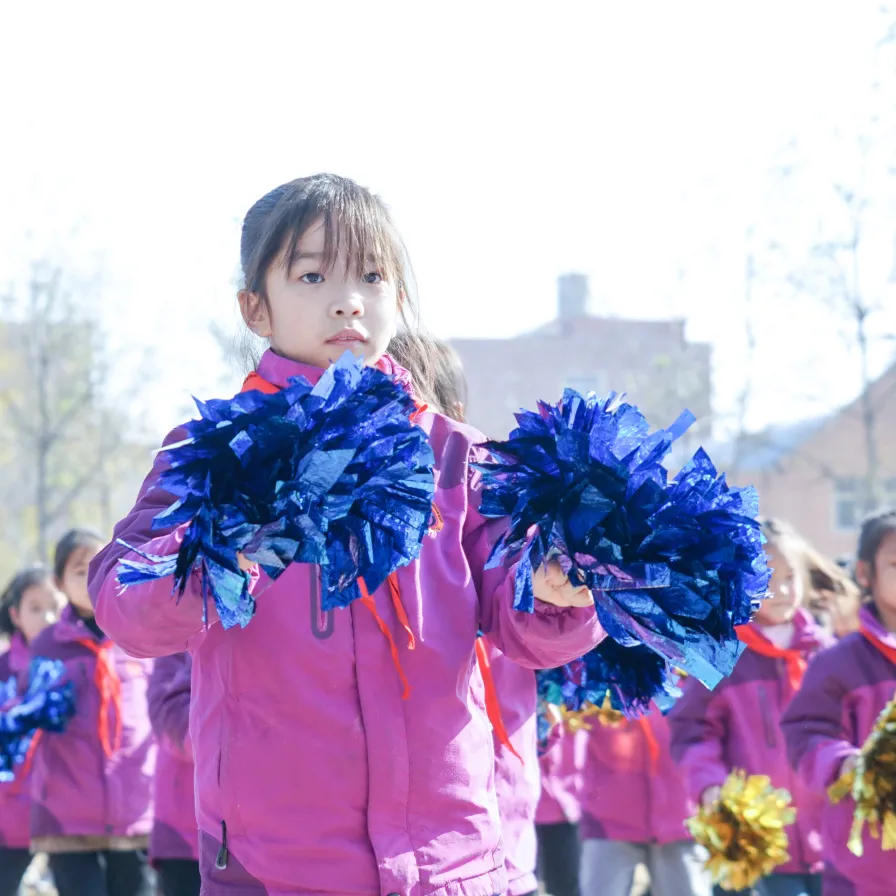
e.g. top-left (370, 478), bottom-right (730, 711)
top-left (215, 819), bottom-right (229, 870)
top-left (310, 566), bottom-right (334, 640)
top-left (757, 685), bottom-right (777, 748)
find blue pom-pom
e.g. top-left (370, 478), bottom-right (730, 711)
top-left (0, 658), bottom-right (76, 780)
top-left (116, 352), bottom-right (435, 627)
top-left (477, 389), bottom-right (770, 711)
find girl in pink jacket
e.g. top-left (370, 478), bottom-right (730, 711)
top-left (579, 703), bottom-right (712, 896)
top-left (0, 566), bottom-right (62, 896)
top-left (782, 509), bottom-right (896, 896)
top-left (89, 174), bottom-right (604, 895)
top-left (32, 529), bottom-right (157, 896)
top-left (669, 519), bottom-right (832, 896)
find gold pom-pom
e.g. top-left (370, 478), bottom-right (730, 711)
top-left (686, 769), bottom-right (796, 891)
top-left (828, 691), bottom-right (896, 856)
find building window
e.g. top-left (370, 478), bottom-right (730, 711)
top-left (834, 477), bottom-right (896, 531)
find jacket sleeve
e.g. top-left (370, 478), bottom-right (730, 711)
top-left (668, 676), bottom-right (731, 802)
top-left (146, 651), bottom-right (193, 759)
top-left (463, 446), bottom-right (604, 670)
top-left (88, 427), bottom-right (241, 658)
top-left (780, 647), bottom-right (857, 795)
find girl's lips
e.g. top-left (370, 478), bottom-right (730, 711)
top-left (326, 330), bottom-right (368, 344)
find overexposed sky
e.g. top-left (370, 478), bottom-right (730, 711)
top-left (1, 1), bottom-right (895, 438)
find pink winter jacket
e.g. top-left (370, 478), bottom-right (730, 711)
top-left (580, 708), bottom-right (692, 844)
top-left (28, 606), bottom-right (156, 844)
top-left (781, 606), bottom-right (896, 896)
top-left (535, 726), bottom-right (587, 826)
top-left (0, 634), bottom-right (35, 849)
top-left (88, 350), bottom-right (604, 896)
top-left (481, 643), bottom-right (539, 896)
top-left (668, 609), bottom-right (831, 874)
top-left (147, 651), bottom-right (198, 862)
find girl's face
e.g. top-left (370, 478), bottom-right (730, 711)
top-left (241, 218), bottom-right (400, 371)
top-left (858, 530), bottom-right (896, 624)
top-left (754, 544), bottom-right (804, 626)
top-left (10, 581), bottom-right (63, 643)
top-left (58, 542), bottom-right (102, 616)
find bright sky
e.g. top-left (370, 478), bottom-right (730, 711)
top-left (2, 1), bottom-right (895, 439)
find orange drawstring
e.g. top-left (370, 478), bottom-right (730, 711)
top-left (359, 579), bottom-right (412, 700)
top-left (475, 639), bottom-right (523, 763)
top-left (76, 639), bottom-right (123, 759)
top-left (387, 575), bottom-right (416, 650)
top-left (636, 716), bottom-right (661, 773)
top-left (736, 625), bottom-right (807, 693)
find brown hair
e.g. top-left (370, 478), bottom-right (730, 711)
top-left (0, 565), bottom-right (53, 637)
top-left (761, 516), bottom-right (860, 622)
top-left (389, 333), bottom-right (467, 422)
top-left (239, 174), bottom-right (438, 405)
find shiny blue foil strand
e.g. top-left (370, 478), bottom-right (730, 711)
top-left (477, 389), bottom-right (770, 712)
top-left (116, 353), bottom-right (435, 627)
top-left (0, 658), bottom-right (76, 780)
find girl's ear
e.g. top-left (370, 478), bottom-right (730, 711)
top-left (238, 290), bottom-right (273, 339)
top-left (8, 605), bottom-right (20, 631)
top-left (855, 559), bottom-right (871, 592)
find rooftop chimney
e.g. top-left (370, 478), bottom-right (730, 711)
top-left (557, 272), bottom-right (589, 320)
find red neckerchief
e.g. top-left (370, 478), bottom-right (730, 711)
top-left (240, 370), bottom-right (421, 698)
top-left (736, 624), bottom-right (807, 692)
top-left (75, 638), bottom-right (122, 759)
top-left (860, 624), bottom-right (896, 667)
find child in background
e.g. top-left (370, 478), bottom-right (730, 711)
top-left (392, 333), bottom-right (543, 896)
top-left (535, 725), bottom-right (587, 896)
top-left (0, 566), bottom-right (62, 896)
top-left (89, 174), bottom-right (602, 894)
top-left (29, 529), bottom-right (156, 896)
top-left (799, 539), bottom-right (861, 638)
top-left (147, 652), bottom-right (199, 896)
top-left (782, 509), bottom-right (896, 896)
top-left (578, 700), bottom-right (712, 896)
top-left (669, 518), bottom-right (830, 896)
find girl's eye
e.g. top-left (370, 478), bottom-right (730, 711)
top-left (300, 272), bottom-right (324, 284)
top-left (363, 271), bottom-right (383, 284)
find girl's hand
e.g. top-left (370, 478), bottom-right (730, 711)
top-left (237, 553), bottom-right (257, 574)
top-left (532, 561), bottom-right (594, 609)
top-left (701, 785), bottom-right (722, 810)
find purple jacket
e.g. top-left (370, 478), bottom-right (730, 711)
top-left (535, 726), bottom-right (586, 825)
top-left (482, 644), bottom-right (539, 896)
top-left (580, 708), bottom-right (692, 844)
top-left (781, 606), bottom-right (896, 896)
top-left (88, 350), bottom-right (604, 896)
top-left (668, 610), bottom-right (830, 874)
top-left (147, 651), bottom-right (197, 862)
top-left (0, 634), bottom-right (34, 848)
top-left (29, 605), bottom-right (156, 841)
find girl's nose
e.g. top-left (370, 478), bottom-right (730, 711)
top-left (330, 284), bottom-right (365, 318)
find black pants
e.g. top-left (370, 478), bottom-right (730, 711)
top-left (0, 848), bottom-right (33, 896)
top-left (536, 821), bottom-right (581, 896)
top-left (49, 850), bottom-right (155, 896)
top-left (156, 858), bottom-right (201, 896)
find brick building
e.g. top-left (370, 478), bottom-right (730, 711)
top-left (449, 274), bottom-right (713, 458)
top-left (730, 361), bottom-right (896, 557)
